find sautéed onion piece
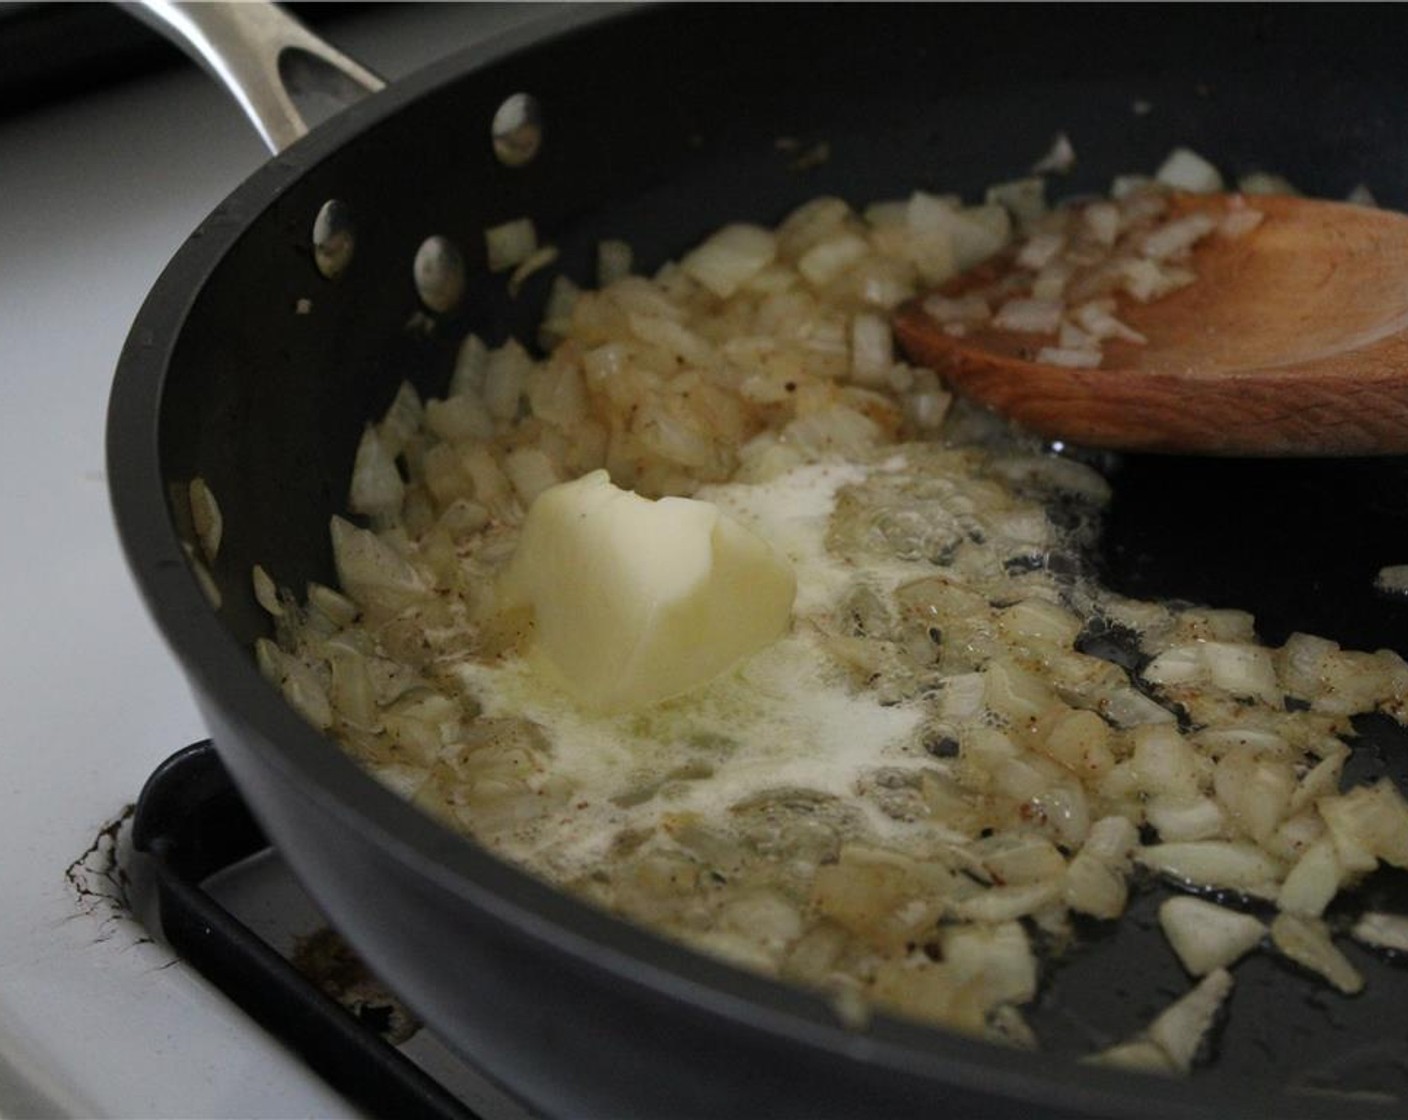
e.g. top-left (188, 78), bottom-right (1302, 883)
top-left (252, 154), bottom-right (1408, 1065)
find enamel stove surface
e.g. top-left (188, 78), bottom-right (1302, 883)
top-left (0, 7), bottom-right (561, 1115)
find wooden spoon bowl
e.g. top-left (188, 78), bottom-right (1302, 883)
top-left (892, 194), bottom-right (1408, 455)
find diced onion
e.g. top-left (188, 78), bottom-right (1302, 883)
top-left (483, 340), bottom-right (533, 421)
top-left (798, 232), bottom-right (870, 287)
top-left (508, 244), bottom-right (559, 296)
top-left (348, 425), bottom-right (406, 519)
top-left (1145, 968), bottom-right (1234, 1072)
top-left (1374, 565), bottom-right (1408, 595)
top-left (597, 239), bottom-right (634, 286)
top-left (1137, 840), bottom-right (1284, 897)
top-left (1351, 911), bottom-right (1408, 953)
top-left (1082, 201), bottom-right (1120, 246)
top-left (1159, 897), bottom-right (1265, 976)
top-left (985, 177), bottom-right (1048, 227)
top-left (188, 477), bottom-right (223, 563)
top-left (1036, 347), bottom-right (1100, 369)
top-left (850, 312), bottom-right (894, 385)
top-left (1016, 232), bottom-right (1067, 271)
top-left (1072, 300), bottom-right (1147, 344)
top-left (1277, 837), bottom-right (1343, 917)
top-left (1237, 172), bottom-right (1299, 197)
top-left (1270, 913), bottom-right (1364, 994)
top-left (1155, 147), bottom-right (1224, 194)
top-left (993, 298), bottom-right (1063, 334)
top-left (1346, 182), bottom-right (1378, 208)
top-left (921, 294), bottom-right (990, 325)
top-left (330, 516), bottom-right (426, 614)
top-left (1031, 131), bottom-right (1076, 175)
top-left (1219, 208), bottom-right (1265, 240)
top-left (1147, 795), bottom-right (1226, 843)
top-left (1138, 212), bottom-right (1218, 261)
top-left (484, 217), bottom-right (539, 272)
top-left (251, 564), bottom-right (282, 617)
top-left (680, 224), bottom-right (778, 298)
top-left (1087, 969), bottom-right (1234, 1075)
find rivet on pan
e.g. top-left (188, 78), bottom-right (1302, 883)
top-left (413, 236), bottom-right (466, 314)
top-left (492, 93), bottom-right (542, 167)
top-left (313, 199), bottom-right (356, 280)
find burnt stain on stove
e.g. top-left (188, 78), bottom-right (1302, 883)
top-left (63, 803), bottom-right (157, 952)
top-left (291, 926), bottom-right (422, 1046)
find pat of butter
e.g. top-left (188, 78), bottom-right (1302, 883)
top-left (499, 470), bottom-right (796, 712)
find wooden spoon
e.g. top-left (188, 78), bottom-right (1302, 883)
top-left (891, 193), bottom-right (1408, 455)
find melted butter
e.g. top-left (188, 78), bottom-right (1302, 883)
top-left (448, 458), bottom-right (927, 872)
top-left (697, 460), bottom-right (870, 614)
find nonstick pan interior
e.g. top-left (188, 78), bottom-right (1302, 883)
top-left (110, 5), bottom-right (1408, 1115)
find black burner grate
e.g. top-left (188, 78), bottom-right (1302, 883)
top-left (130, 742), bottom-right (537, 1120)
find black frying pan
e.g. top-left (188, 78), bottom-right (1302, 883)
top-left (108, 5), bottom-right (1408, 1116)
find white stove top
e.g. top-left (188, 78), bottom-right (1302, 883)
top-left (0, 6), bottom-right (561, 1115)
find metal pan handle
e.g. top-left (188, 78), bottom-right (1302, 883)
top-left (126, 1), bottom-right (385, 154)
